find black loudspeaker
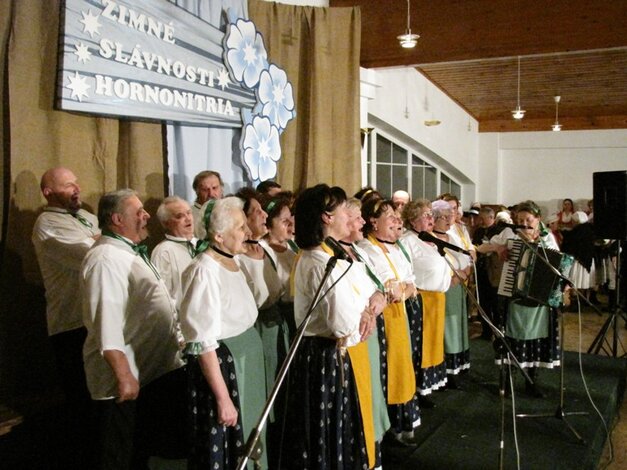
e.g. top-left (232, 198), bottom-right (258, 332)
top-left (593, 170), bottom-right (627, 239)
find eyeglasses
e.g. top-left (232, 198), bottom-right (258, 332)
top-left (421, 212), bottom-right (434, 218)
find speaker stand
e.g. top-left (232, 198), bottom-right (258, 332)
top-left (587, 240), bottom-right (627, 357)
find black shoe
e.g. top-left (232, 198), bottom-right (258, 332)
top-left (419, 395), bottom-right (436, 409)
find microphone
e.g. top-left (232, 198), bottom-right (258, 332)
top-left (418, 231), bottom-right (471, 256)
top-left (324, 236), bottom-right (353, 263)
top-left (500, 222), bottom-right (532, 230)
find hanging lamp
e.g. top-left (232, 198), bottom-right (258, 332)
top-left (397, 0), bottom-right (420, 48)
top-left (511, 56), bottom-right (525, 119)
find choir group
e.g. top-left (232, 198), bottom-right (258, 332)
top-left (33, 167), bottom-right (573, 469)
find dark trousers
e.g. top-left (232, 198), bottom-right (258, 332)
top-left (49, 327), bottom-right (94, 469)
top-left (49, 327), bottom-right (90, 404)
top-left (93, 399), bottom-right (137, 470)
top-left (92, 367), bottom-right (188, 470)
top-left (476, 268), bottom-right (498, 336)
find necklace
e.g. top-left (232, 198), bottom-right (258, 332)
top-left (211, 245), bottom-right (234, 259)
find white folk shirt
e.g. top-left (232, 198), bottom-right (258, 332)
top-left (401, 230), bottom-right (452, 292)
top-left (179, 252), bottom-right (258, 353)
top-left (236, 240), bottom-right (283, 310)
top-left (32, 207), bottom-right (100, 336)
top-left (357, 239), bottom-right (415, 285)
top-left (445, 229), bottom-right (473, 270)
top-left (80, 235), bottom-right (184, 400)
top-left (151, 234), bottom-right (198, 311)
top-left (266, 243), bottom-right (297, 303)
top-left (293, 249), bottom-right (365, 347)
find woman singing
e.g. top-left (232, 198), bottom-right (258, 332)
top-left (280, 184), bottom-right (372, 469)
top-left (179, 197), bottom-right (267, 469)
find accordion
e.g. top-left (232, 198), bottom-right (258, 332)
top-left (497, 239), bottom-right (574, 307)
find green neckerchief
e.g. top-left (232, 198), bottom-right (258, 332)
top-left (396, 239), bottom-right (411, 264)
top-left (287, 239), bottom-right (299, 254)
top-left (169, 237), bottom-right (196, 258)
top-left (350, 243), bottom-right (385, 292)
top-left (195, 239), bottom-right (211, 256)
top-left (44, 207), bottom-right (94, 229)
top-left (102, 229), bottom-right (160, 280)
top-left (72, 211), bottom-right (93, 229)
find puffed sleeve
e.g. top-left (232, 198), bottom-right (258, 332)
top-left (179, 260), bottom-right (222, 353)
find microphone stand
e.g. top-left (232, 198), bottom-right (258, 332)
top-left (512, 234), bottom-right (587, 444)
top-left (440, 250), bottom-right (530, 470)
top-left (236, 255), bottom-right (346, 470)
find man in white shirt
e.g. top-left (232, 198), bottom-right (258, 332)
top-left (32, 168), bottom-right (101, 463)
top-left (81, 189), bottom-right (185, 469)
top-left (191, 170), bottom-right (223, 238)
top-left (151, 196), bottom-right (198, 311)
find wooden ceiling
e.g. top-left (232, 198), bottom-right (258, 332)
top-left (330, 0), bottom-right (627, 132)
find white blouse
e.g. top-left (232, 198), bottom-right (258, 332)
top-left (236, 243), bottom-right (283, 310)
top-left (401, 230), bottom-right (452, 292)
top-left (263, 240), bottom-right (296, 303)
top-left (357, 238), bottom-right (415, 284)
top-left (180, 253), bottom-right (258, 353)
top-left (293, 249), bottom-right (365, 347)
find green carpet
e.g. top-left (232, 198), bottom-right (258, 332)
top-left (382, 339), bottom-right (626, 470)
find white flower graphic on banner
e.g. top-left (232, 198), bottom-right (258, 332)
top-left (258, 64), bottom-right (295, 131)
top-left (225, 19), bottom-right (268, 89)
top-left (242, 116), bottom-right (281, 181)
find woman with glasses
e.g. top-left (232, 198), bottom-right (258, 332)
top-left (401, 199), bottom-right (450, 403)
top-left (431, 200), bottom-right (472, 388)
top-left (358, 198), bottom-right (420, 446)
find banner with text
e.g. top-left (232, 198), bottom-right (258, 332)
top-left (57, 0), bottom-right (255, 127)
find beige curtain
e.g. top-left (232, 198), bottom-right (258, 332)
top-left (0, 0), bottom-right (164, 404)
top-left (249, 0), bottom-right (362, 193)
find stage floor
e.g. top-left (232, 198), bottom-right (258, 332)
top-left (382, 309), bottom-right (627, 470)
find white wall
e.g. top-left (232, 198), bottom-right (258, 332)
top-left (478, 130), bottom-right (627, 216)
top-left (363, 67), bottom-right (627, 215)
top-left (364, 67), bottom-right (480, 206)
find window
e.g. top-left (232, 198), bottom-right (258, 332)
top-left (365, 130), bottom-right (458, 201)
top-left (370, 135), bottom-right (407, 198)
top-left (440, 174), bottom-right (461, 199)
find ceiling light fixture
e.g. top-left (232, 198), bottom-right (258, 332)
top-left (397, 0), bottom-right (420, 49)
top-left (552, 95), bottom-right (562, 131)
top-left (511, 56), bottom-right (525, 120)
